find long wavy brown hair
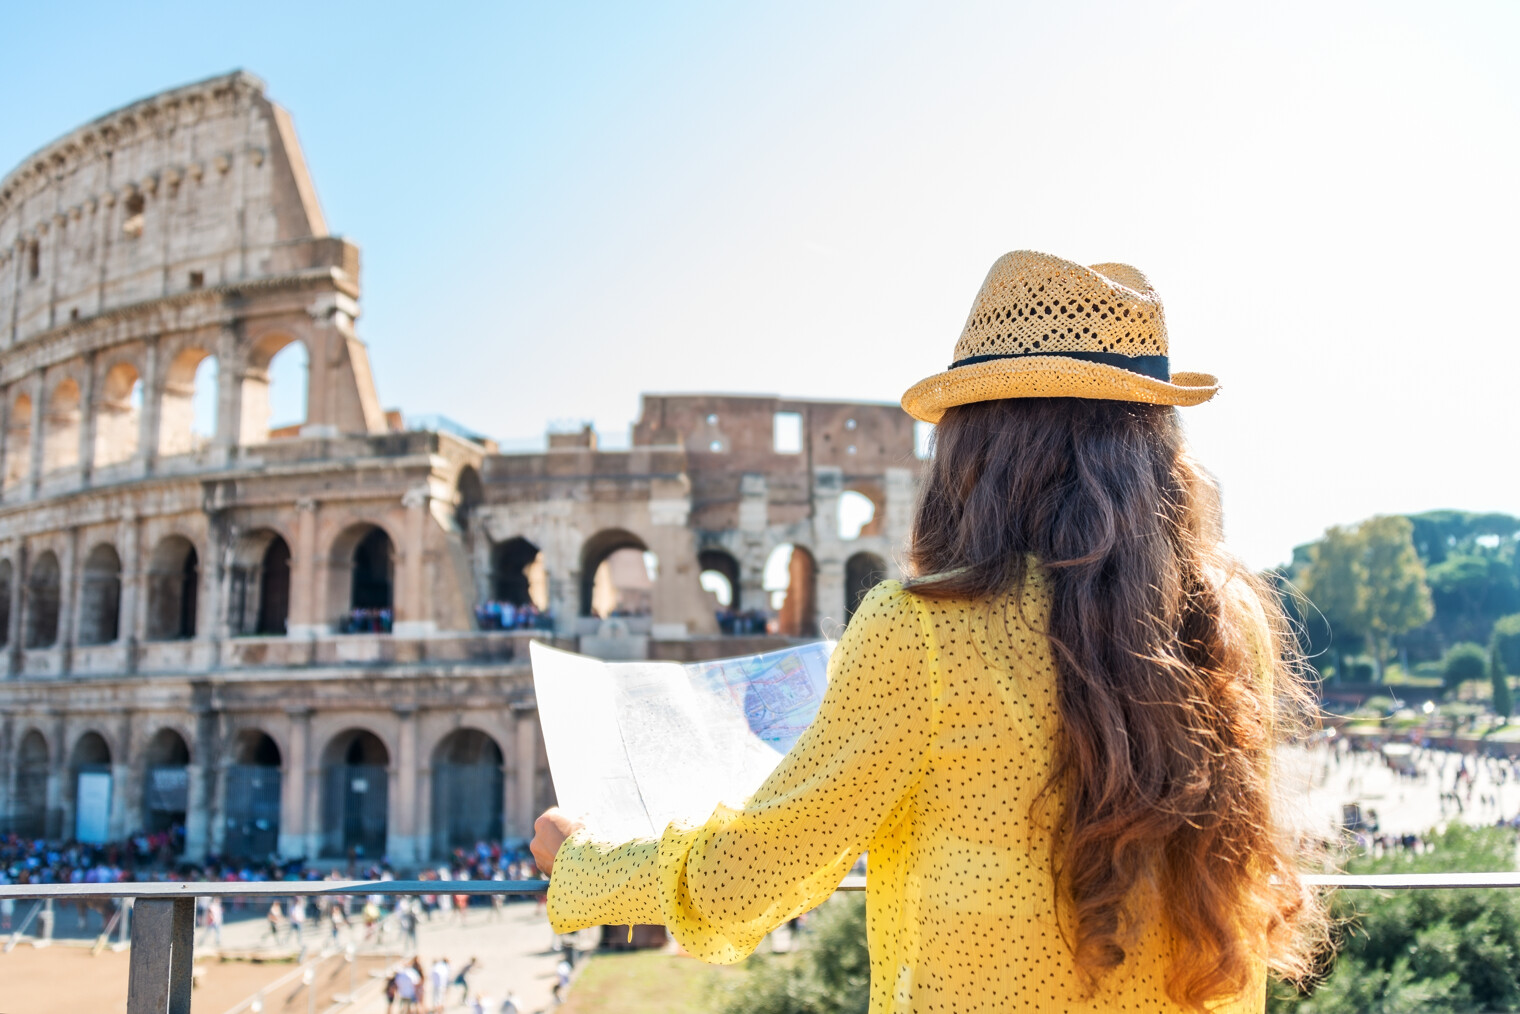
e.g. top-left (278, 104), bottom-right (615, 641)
top-left (906, 397), bottom-right (1323, 1009)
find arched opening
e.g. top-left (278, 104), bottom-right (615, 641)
top-left (430, 729), bottom-right (504, 859)
top-left (158, 348), bottom-right (217, 457)
top-left (331, 524), bottom-right (394, 633)
top-left (845, 551), bottom-right (888, 626)
top-left (765, 544), bottom-right (817, 637)
top-left (225, 730), bottom-right (282, 859)
top-left (240, 334), bottom-right (308, 445)
top-left (480, 537), bottom-right (548, 630)
top-left (580, 529), bottom-right (652, 619)
top-left (24, 550), bottom-right (61, 648)
top-left (146, 536), bottom-right (199, 640)
top-left (456, 466), bottom-right (483, 532)
top-left (700, 548), bottom-right (753, 634)
top-left (0, 559), bottom-right (12, 648)
top-left (228, 530), bottom-right (290, 636)
top-left (94, 362), bottom-right (142, 466)
top-left (320, 729), bottom-right (389, 859)
top-left (78, 543), bottom-right (123, 645)
top-left (42, 378), bottom-right (81, 472)
top-left (142, 728), bottom-right (190, 849)
top-left (839, 486), bottom-right (883, 540)
top-left (6, 393), bottom-right (32, 488)
top-left (69, 732), bottom-right (112, 845)
top-left (15, 730), bottom-right (49, 838)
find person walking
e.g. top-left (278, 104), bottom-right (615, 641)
top-left (428, 956), bottom-right (451, 1014)
top-left (531, 251), bottom-right (1326, 1012)
top-left (452, 956), bottom-right (479, 1005)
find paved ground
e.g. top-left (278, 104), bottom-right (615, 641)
top-left (1281, 741), bottom-right (1520, 838)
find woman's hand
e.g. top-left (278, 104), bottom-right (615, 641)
top-left (530, 807), bottom-right (584, 875)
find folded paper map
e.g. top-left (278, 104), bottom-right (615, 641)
top-left (530, 641), bottom-right (835, 840)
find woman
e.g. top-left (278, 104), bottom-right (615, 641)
top-left (532, 251), bottom-right (1323, 1011)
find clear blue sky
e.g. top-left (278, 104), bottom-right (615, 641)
top-left (4, 1), bottom-right (1517, 569)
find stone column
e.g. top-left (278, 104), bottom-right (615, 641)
top-left (118, 515), bottom-right (142, 673)
top-left (6, 545), bottom-right (23, 675)
top-left (77, 352), bottom-right (97, 484)
top-left (25, 371), bottom-right (43, 497)
top-left (48, 714), bottom-right (66, 840)
top-left (279, 707), bottom-right (311, 860)
top-left (137, 339), bottom-right (161, 474)
top-left (211, 326), bottom-right (241, 464)
top-left (389, 707), bottom-right (419, 864)
top-left (58, 528), bottom-right (78, 674)
top-left (394, 486), bottom-right (434, 637)
top-left (513, 712), bottom-right (538, 840)
top-left (287, 499), bottom-right (322, 638)
top-left (183, 708), bottom-right (216, 862)
top-left (108, 712), bottom-right (133, 841)
top-left (812, 467), bottom-right (847, 636)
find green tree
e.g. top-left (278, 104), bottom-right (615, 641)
top-left (1269, 825), bottom-right (1520, 1013)
top-left (1494, 614), bottom-right (1520, 676)
top-left (1360, 516), bottom-right (1435, 679)
top-left (1443, 642), bottom-right (1488, 692)
top-left (1300, 526), bottom-right (1370, 680)
top-left (1494, 641), bottom-right (1514, 723)
top-left (1301, 518), bottom-right (1434, 680)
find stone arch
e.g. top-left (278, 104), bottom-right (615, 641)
top-left (0, 558), bottom-right (12, 648)
top-left (42, 377), bottom-right (81, 472)
top-left (24, 550), bottom-right (61, 648)
top-left (225, 728), bottom-right (283, 859)
top-left (229, 529), bottom-right (291, 636)
top-left (698, 548), bottom-right (741, 612)
top-left (839, 482), bottom-right (885, 540)
top-left (146, 535), bottom-right (199, 640)
top-left (430, 727), bottom-right (504, 858)
top-left (456, 466), bottom-right (483, 532)
top-left (94, 360), bottom-right (143, 466)
top-left (580, 528), bottom-right (651, 618)
top-left (844, 551), bottom-right (888, 626)
top-left (78, 542), bottom-right (123, 645)
top-left (489, 537), bottom-right (547, 609)
top-left (6, 391), bottom-right (32, 488)
top-left (329, 522), bottom-right (395, 630)
top-left (765, 543), bottom-right (817, 637)
top-left (319, 728), bottom-right (390, 859)
top-left (14, 729), bottom-right (49, 838)
top-left (240, 331), bottom-right (308, 445)
top-left (158, 346), bottom-right (217, 457)
top-left (142, 727), bottom-right (190, 842)
top-left (68, 730), bottom-right (113, 844)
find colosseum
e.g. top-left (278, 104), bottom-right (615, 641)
top-left (0, 71), bottom-right (925, 867)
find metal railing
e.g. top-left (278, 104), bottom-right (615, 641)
top-left (0, 873), bottom-right (1513, 1014)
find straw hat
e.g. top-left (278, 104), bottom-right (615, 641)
top-left (901, 250), bottom-right (1218, 423)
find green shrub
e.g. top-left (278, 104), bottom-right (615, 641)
top-left (1270, 825), bottom-right (1520, 1013)
top-left (1443, 642), bottom-right (1489, 690)
top-left (713, 894), bottom-right (869, 1014)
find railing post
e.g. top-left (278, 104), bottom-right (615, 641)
top-left (126, 897), bottom-right (194, 1014)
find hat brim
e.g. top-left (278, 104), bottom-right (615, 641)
top-left (900, 356), bottom-right (1219, 424)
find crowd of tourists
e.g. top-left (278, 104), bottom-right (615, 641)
top-left (473, 600), bottom-right (554, 631)
top-left (714, 605), bottom-right (771, 635)
top-left (339, 607), bottom-right (395, 633)
top-left (382, 952), bottom-right (570, 1013)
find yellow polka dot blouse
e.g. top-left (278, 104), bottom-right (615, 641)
top-left (548, 576), bottom-right (1266, 1012)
